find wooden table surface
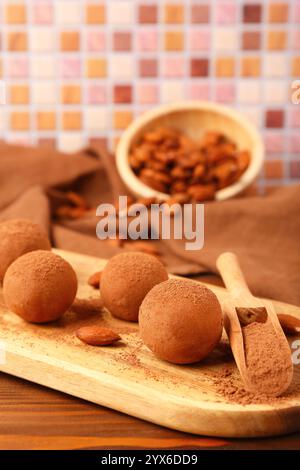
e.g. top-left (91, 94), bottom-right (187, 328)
top-left (1, 372), bottom-right (300, 450)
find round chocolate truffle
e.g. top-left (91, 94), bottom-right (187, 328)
top-left (100, 252), bottom-right (168, 322)
top-left (139, 278), bottom-right (223, 364)
top-left (0, 218), bottom-right (51, 281)
top-left (3, 250), bottom-right (78, 323)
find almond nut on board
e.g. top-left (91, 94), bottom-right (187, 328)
top-left (76, 326), bottom-right (121, 346)
top-left (88, 271), bottom-right (102, 289)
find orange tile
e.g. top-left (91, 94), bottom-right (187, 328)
top-left (62, 112), bottom-right (82, 130)
top-left (61, 85), bottom-right (81, 104)
top-left (60, 32), bottom-right (80, 51)
top-left (7, 32), bottom-right (27, 51)
top-left (267, 31), bottom-right (287, 50)
top-left (264, 160), bottom-right (284, 179)
top-left (164, 31), bottom-right (184, 51)
top-left (113, 111), bottom-right (133, 130)
top-left (86, 4), bottom-right (105, 24)
top-left (292, 57), bottom-right (300, 77)
top-left (10, 111), bottom-right (30, 130)
top-left (86, 59), bottom-right (106, 78)
top-left (215, 57), bottom-right (235, 77)
top-left (164, 4), bottom-right (184, 23)
top-left (241, 57), bottom-right (261, 77)
top-left (5, 4), bottom-right (26, 23)
top-left (9, 85), bottom-right (29, 104)
top-left (36, 112), bottom-right (56, 130)
top-left (268, 3), bottom-right (289, 23)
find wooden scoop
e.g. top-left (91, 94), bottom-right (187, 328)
top-left (216, 252), bottom-right (293, 397)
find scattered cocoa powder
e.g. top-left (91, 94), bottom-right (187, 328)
top-left (212, 368), bottom-right (281, 405)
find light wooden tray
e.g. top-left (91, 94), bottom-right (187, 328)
top-left (0, 249), bottom-right (299, 438)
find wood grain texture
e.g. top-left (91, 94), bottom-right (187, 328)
top-left (1, 373), bottom-right (300, 450)
top-left (0, 249), bottom-right (299, 440)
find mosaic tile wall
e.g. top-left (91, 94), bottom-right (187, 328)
top-left (0, 0), bottom-right (299, 188)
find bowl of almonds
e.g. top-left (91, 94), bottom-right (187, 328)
top-left (116, 101), bottom-right (264, 202)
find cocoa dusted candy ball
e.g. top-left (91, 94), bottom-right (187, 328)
top-left (100, 252), bottom-right (168, 322)
top-left (139, 278), bottom-right (223, 364)
top-left (3, 250), bottom-right (78, 323)
top-left (0, 219), bottom-right (51, 281)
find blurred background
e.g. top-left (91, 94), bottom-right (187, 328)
top-left (0, 0), bottom-right (299, 192)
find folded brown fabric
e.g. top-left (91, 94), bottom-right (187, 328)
top-left (0, 142), bottom-right (299, 306)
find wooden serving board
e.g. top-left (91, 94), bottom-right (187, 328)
top-left (0, 249), bottom-right (300, 438)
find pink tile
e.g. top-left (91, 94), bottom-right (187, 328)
top-left (295, 1), bottom-right (300, 22)
top-left (215, 83), bottom-right (235, 103)
top-left (113, 32), bottom-right (132, 51)
top-left (32, 1), bottom-right (53, 24)
top-left (138, 59), bottom-right (157, 77)
top-left (264, 133), bottom-right (286, 153)
top-left (7, 58), bottom-right (29, 78)
top-left (290, 161), bottom-right (300, 178)
top-left (187, 83), bottom-right (211, 100)
top-left (87, 84), bottom-right (107, 104)
top-left (59, 58), bottom-right (81, 78)
top-left (86, 32), bottom-right (106, 51)
top-left (136, 31), bottom-right (158, 51)
top-left (162, 57), bottom-right (185, 77)
top-left (291, 30), bottom-right (300, 49)
top-left (189, 30), bottom-right (210, 51)
top-left (290, 109), bottom-right (300, 127)
top-left (216, 2), bottom-right (237, 24)
top-left (289, 133), bottom-right (300, 152)
top-left (136, 84), bottom-right (158, 104)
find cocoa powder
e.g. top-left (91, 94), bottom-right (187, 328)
top-left (213, 368), bottom-right (287, 405)
top-left (242, 320), bottom-right (291, 394)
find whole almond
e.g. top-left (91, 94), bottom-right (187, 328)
top-left (88, 271), bottom-right (102, 289)
top-left (278, 314), bottom-right (300, 336)
top-left (76, 326), bottom-right (121, 346)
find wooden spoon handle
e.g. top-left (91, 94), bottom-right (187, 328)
top-left (217, 252), bottom-right (252, 299)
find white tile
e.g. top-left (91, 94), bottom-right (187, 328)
top-left (30, 29), bottom-right (55, 52)
top-left (161, 81), bottom-right (184, 102)
top-left (108, 1), bottom-right (133, 24)
top-left (110, 55), bottom-right (134, 79)
top-left (241, 108), bottom-right (262, 127)
top-left (264, 55), bottom-right (287, 78)
top-left (56, 1), bottom-right (81, 24)
top-left (264, 81), bottom-right (287, 104)
top-left (32, 82), bottom-right (57, 105)
top-left (213, 29), bottom-right (237, 51)
top-left (58, 133), bottom-right (85, 153)
top-left (0, 110), bottom-right (5, 131)
top-left (85, 108), bottom-right (109, 131)
top-left (31, 57), bottom-right (56, 78)
top-left (238, 81), bottom-right (262, 104)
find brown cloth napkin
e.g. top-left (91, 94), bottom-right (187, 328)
top-left (0, 141), bottom-right (299, 306)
